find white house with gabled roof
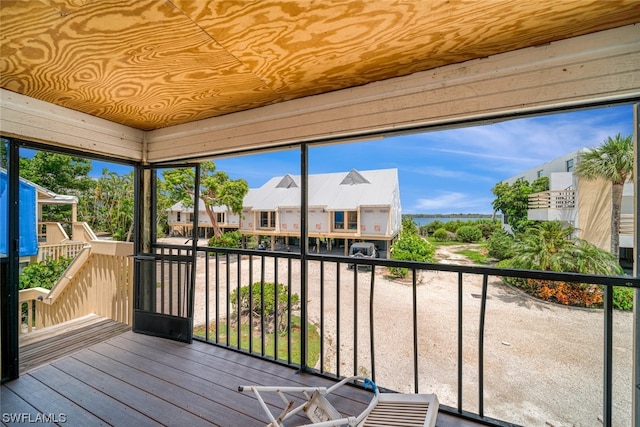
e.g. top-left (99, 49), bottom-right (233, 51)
top-left (167, 199), bottom-right (240, 238)
top-left (240, 168), bottom-right (402, 254)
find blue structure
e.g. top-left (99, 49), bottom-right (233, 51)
top-left (0, 170), bottom-right (38, 257)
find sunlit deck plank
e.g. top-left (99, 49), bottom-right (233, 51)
top-left (19, 316), bottom-right (131, 373)
top-left (3, 331), bottom-right (484, 426)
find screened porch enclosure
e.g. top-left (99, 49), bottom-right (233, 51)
top-left (1, 2), bottom-right (640, 425)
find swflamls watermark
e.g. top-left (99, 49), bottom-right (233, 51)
top-left (2, 413), bottom-right (67, 423)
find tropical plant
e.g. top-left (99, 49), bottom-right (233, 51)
top-left (80, 170), bottom-right (135, 241)
top-left (486, 228), bottom-right (515, 260)
top-left (613, 286), bottom-right (634, 311)
top-left (574, 133), bottom-right (633, 261)
top-left (500, 221), bottom-right (622, 307)
top-left (162, 162), bottom-right (248, 238)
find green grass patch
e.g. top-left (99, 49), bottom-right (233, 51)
top-left (194, 315), bottom-right (320, 366)
top-left (455, 248), bottom-right (490, 265)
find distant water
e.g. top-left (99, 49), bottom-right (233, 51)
top-left (410, 217), bottom-right (495, 226)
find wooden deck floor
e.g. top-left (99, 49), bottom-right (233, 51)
top-left (19, 315), bottom-right (132, 374)
top-left (3, 330), bottom-right (483, 426)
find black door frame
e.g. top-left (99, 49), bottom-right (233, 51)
top-left (132, 163), bottom-right (200, 343)
top-left (1, 138), bottom-right (20, 382)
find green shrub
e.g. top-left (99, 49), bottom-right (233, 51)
top-left (456, 225), bottom-right (482, 243)
top-left (425, 220), bottom-right (444, 235)
top-left (389, 232), bottom-right (435, 277)
top-left (208, 230), bottom-right (242, 248)
top-left (474, 220), bottom-right (501, 239)
top-left (19, 256), bottom-right (72, 290)
top-left (230, 282), bottom-right (300, 334)
top-left (444, 220), bottom-right (463, 233)
top-left (486, 229), bottom-right (515, 260)
top-left (432, 228), bottom-right (451, 242)
top-left (613, 286), bottom-right (633, 311)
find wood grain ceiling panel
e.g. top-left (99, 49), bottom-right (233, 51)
top-left (1, 0), bottom-right (640, 131)
top-left (176, 0), bottom-right (640, 100)
top-left (0, 0), bottom-right (280, 130)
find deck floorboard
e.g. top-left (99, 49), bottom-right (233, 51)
top-left (3, 330), bottom-right (483, 426)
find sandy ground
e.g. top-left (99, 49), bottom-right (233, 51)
top-left (162, 238), bottom-right (633, 426)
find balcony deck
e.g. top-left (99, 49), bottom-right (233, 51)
top-left (3, 330), bottom-right (481, 426)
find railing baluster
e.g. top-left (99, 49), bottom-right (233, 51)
top-left (274, 255), bottom-right (279, 361)
top-left (261, 254), bottom-right (265, 357)
top-left (205, 251), bottom-right (210, 342)
top-left (237, 251), bottom-right (241, 350)
top-left (478, 274), bottom-right (489, 418)
top-left (412, 268), bottom-right (418, 393)
top-left (336, 261), bottom-right (341, 378)
top-left (458, 271), bottom-right (463, 414)
top-left (287, 257), bottom-right (292, 365)
top-left (320, 260), bottom-right (325, 374)
top-left (215, 252), bottom-right (220, 343)
top-left (226, 252), bottom-right (230, 346)
top-left (603, 284), bottom-right (613, 427)
top-left (353, 262), bottom-right (358, 377)
top-left (369, 265), bottom-right (376, 383)
top-left (249, 254), bottom-right (254, 353)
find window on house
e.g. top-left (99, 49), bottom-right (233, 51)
top-left (347, 211), bottom-right (357, 229)
top-left (566, 159), bottom-right (574, 172)
top-left (333, 211), bottom-right (358, 231)
top-left (216, 212), bottom-right (225, 223)
top-left (260, 211), bottom-right (276, 228)
top-left (176, 212), bottom-right (181, 222)
top-left (537, 170), bottom-right (544, 178)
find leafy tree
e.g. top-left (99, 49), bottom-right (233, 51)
top-left (163, 162), bottom-right (248, 238)
top-left (491, 176), bottom-right (548, 233)
top-left (574, 133), bottom-right (633, 261)
top-left (20, 152), bottom-right (94, 222)
top-left (80, 170), bottom-right (135, 241)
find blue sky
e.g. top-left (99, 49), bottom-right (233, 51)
top-left (65, 104), bottom-right (637, 214)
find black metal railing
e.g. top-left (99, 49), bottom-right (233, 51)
top-left (153, 243), bottom-right (639, 427)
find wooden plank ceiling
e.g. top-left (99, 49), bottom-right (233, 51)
top-left (1, 0), bottom-right (640, 131)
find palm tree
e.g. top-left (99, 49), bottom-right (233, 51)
top-left (502, 221), bottom-right (622, 307)
top-left (574, 133), bottom-right (633, 261)
top-left (507, 221), bottom-right (621, 275)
